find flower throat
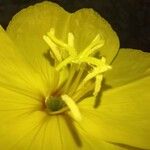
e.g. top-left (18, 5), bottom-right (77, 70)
top-left (43, 28), bottom-right (111, 121)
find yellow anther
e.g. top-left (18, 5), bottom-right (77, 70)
top-left (54, 33), bottom-right (105, 70)
top-left (83, 57), bottom-right (111, 82)
top-left (67, 32), bottom-right (77, 56)
top-left (50, 28), bottom-right (55, 35)
top-left (61, 94), bottom-right (82, 121)
top-left (44, 29), bottom-right (112, 107)
top-left (47, 30), bottom-right (67, 48)
top-left (68, 32), bottom-right (74, 47)
top-left (77, 57), bottom-right (111, 92)
top-left (47, 29), bottom-right (76, 56)
top-left (80, 34), bottom-right (105, 58)
top-left (43, 35), bottom-right (62, 62)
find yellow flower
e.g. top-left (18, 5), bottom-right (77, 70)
top-left (0, 1), bottom-right (150, 150)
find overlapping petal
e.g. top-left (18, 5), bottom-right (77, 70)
top-left (76, 49), bottom-right (150, 149)
top-left (6, 2), bottom-right (70, 68)
top-left (78, 75), bottom-right (150, 149)
top-left (0, 25), bottom-right (60, 149)
top-left (0, 106), bottom-right (127, 150)
top-left (70, 8), bottom-right (119, 63)
top-left (0, 25), bottom-right (59, 98)
top-left (7, 1), bottom-right (119, 64)
top-left (104, 48), bottom-right (150, 88)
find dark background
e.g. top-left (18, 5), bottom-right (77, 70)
top-left (0, 0), bottom-right (150, 52)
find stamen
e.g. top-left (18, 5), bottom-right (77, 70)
top-left (85, 34), bottom-right (100, 50)
top-left (56, 56), bottom-right (75, 71)
top-left (43, 29), bottom-right (112, 111)
top-left (62, 66), bottom-right (76, 93)
top-left (43, 35), bottom-right (62, 62)
top-left (50, 28), bottom-right (55, 35)
top-left (68, 32), bottom-right (74, 48)
top-left (47, 28), bottom-right (67, 48)
top-left (83, 67), bottom-right (106, 83)
top-left (56, 54), bottom-right (105, 71)
top-left (47, 29), bottom-right (76, 56)
top-left (79, 34), bottom-right (104, 58)
top-left (93, 75), bottom-right (103, 96)
top-left (61, 94), bottom-right (82, 121)
top-left (81, 44), bottom-right (104, 58)
top-left (78, 57), bottom-right (103, 66)
top-left (68, 69), bottom-right (84, 96)
top-left (74, 81), bottom-right (94, 101)
top-left (77, 57), bottom-right (111, 91)
top-left (67, 32), bottom-right (77, 56)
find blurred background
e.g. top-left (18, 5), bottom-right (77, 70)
top-left (0, 0), bottom-right (150, 52)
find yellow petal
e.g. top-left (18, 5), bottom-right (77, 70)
top-left (0, 105), bottom-right (127, 150)
top-left (70, 8), bottom-right (120, 63)
top-left (55, 115), bottom-right (127, 150)
top-left (0, 27), bottom-right (60, 149)
top-left (79, 75), bottom-right (150, 149)
top-left (7, 1), bottom-right (70, 67)
top-left (0, 107), bottom-right (47, 150)
top-left (7, 1), bottom-right (119, 65)
top-left (2, 112), bottom-right (124, 150)
top-left (105, 48), bottom-right (150, 87)
top-left (0, 25), bottom-right (59, 99)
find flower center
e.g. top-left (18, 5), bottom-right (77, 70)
top-left (45, 95), bottom-right (82, 121)
top-left (43, 28), bottom-right (111, 121)
top-left (45, 96), bottom-right (65, 112)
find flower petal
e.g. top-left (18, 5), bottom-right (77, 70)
top-left (104, 48), bottom-right (150, 87)
top-left (70, 8), bottom-right (120, 63)
top-left (0, 27), bottom-right (60, 149)
top-left (0, 107), bottom-right (127, 150)
top-left (7, 1), bottom-right (119, 64)
top-left (79, 75), bottom-right (150, 149)
top-left (6, 1), bottom-right (70, 67)
top-left (0, 106), bottom-right (47, 150)
top-left (0, 25), bottom-right (59, 99)
top-left (53, 115), bottom-right (127, 150)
